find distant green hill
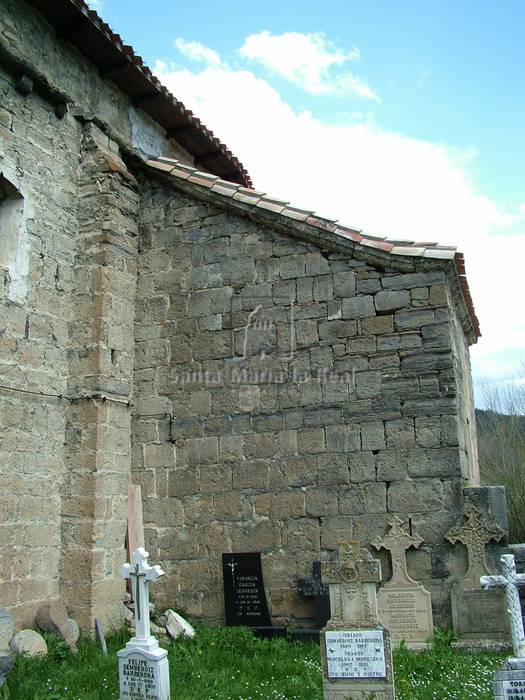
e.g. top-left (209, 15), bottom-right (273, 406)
top-left (476, 408), bottom-right (525, 435)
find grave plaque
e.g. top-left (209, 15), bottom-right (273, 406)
top-left (373, 516), bottom-right (433, 650)
top-left (119, 650), bottom-right (168, 699)
top-left (222, 552), bottom-right (271, 627)
top-left (446, 505), bottom-right (508, 641)
top-left (501, 679), bottom-right (525, 699)
top-left (325, 630), bottom-right (386, 679)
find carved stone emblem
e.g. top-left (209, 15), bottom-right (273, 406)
top-left (446, 505), bottom-right (505, 586)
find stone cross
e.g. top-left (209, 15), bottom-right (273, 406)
top-left (120, 547), bottom-right (164, 640)
top-left (481, 554), bottom-right (525, 658)
top-left (373, 515), bottom-right (423, 587)
top-left (321, 542), bottom-right (381, 627)
top-left (445, 505), bottom-right (505, 587)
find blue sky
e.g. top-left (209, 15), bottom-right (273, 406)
top-left (93, 0), bottom-right (525, 401)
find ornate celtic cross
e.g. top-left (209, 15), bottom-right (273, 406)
top-left (321, 543), bottom-right (381, 627)
top-left (445, 505), bottom-right (504, 587)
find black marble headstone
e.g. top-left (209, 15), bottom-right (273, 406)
top-left (222, 552), bottom-right (271, 627)
top-left (297, 561), bottom-right (331, 627)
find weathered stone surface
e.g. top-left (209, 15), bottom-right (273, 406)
top-left (36, 600), bottom-right (78, 650)
top-left (165, 609), bottom-right (195, 639)
top-left (10, 630), bottom-right (47, 657)
top-left (342, 295), bottom-right (375, 319)
top-left (388, 480), bottom-right (444, 513)
top-left (0, 650), bottom-right (14, 677)
top-left (63, 618), bottom-right (80, 649)
top-left (0, 610), bottom-right (14, 649)
top-left (375, 290), bottom-right (410, 311)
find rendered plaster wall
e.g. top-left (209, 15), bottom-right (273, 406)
top-left (133, 176), bottom-right (478, 628)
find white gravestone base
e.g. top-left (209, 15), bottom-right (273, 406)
top-left (492, 658), bottom-right (525, 700)
top-left (118, 639), bottom-right (169, 700)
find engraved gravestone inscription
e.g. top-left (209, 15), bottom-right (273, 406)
top-left (222, 552), bottom-right (271, 627)
top-left (325, 630), bottom-right (386, 679)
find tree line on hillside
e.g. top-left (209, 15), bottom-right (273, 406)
top-left (476, 375), bottom-right (525, 543)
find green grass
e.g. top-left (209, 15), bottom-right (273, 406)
top-left (1, 627), bottom-right (506, 700)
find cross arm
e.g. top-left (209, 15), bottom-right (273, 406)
top-left (146, 563), bottom-right (165, 582)
top-left (120, 563), bottom-right (132, 580)
top-left (480, 575), bottom-right (506, 590)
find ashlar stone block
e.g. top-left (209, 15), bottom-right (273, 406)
top-left (388, 479), bottom-right (444, 513)
top-left (342, 295), bottom-right (375, 319)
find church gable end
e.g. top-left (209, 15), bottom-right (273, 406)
top-left (132, 172), bottom-right (479, 628)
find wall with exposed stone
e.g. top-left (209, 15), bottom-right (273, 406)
top-left (0, 60), bottom-right (81, 628)
top-left (133, 174), bottom-right (481, 628)
top-left (0, 0), bottom-right (209, 632)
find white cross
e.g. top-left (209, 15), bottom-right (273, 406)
top-left (120, 547), bottom-right (164, 640)
top-left (481, 553), bottom-right (525, 658)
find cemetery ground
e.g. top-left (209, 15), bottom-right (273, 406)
top-left (1, 626), bottom-right (506, 700)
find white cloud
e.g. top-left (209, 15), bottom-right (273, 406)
top-left (174, 38), bottom-right (224, 67)
top-left (87, 0), bottom-right (104, 12)
top-left (238, 31), bottom-right (378, 100)
top-left (153, 55), bottom-right (524, 389)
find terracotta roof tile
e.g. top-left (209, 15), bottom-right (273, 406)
top-left (281, 206), bottom-right (315, 222)
top-left (210, 181), bottom-right (239, 197)
top-left (256, 197), bottom-right (289, 214)
top-left (27, 0), bottom-right (252, 187)
top-left (233, 190), bottom-right (263, 205)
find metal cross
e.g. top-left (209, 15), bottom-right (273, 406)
top-left (120, 547), bottom-right (164, 640)
top-left (129, 563), bottom-right (146, 620)
top-left (227, 559), bottom-right (237, 587)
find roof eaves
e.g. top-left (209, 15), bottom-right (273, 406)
top-left (26, 0), bottom-right (252, 187)
top-left (145, 157), bottom-right (481, 340)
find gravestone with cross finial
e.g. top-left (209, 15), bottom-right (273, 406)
top-left (373, 516), bottom-right (434, 650)
top-left (446, 505), bottom-right (509, 641)
top-left (298, 561), bottom-right (331, 628)
top-left (221, 552), bottom-right (271, 628)
top-left (481, 554), bottom-right (525, 699)
top-left (117, 547), bottom-right (170, 700)
top-left (319, 540), bottom-right (395, 700)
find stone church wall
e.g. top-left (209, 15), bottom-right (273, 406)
top-left (0, 0), bottom-right (195, 631)
top-left (0, 61), bottom-right (82, 627)
top-left (133, 176), bottom-right (480, 628)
